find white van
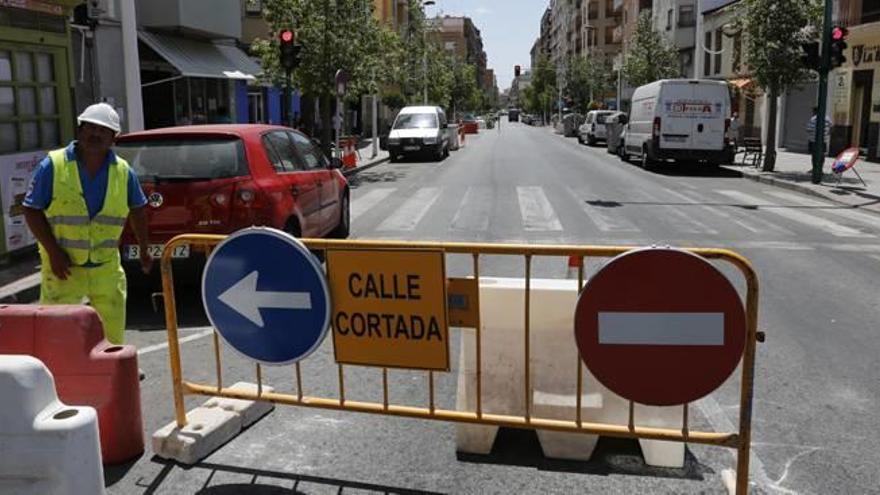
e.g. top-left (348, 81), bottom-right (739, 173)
top-left (622, 79), bottom-right (734, 168)
top-left (578, 110), bottom-right (616, 145)
top-left (387, 106), bottom-right (450, 162)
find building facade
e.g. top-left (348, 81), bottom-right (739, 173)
top-left (0, 0), bottom-right (78, 255)
top-left (432, 16), bottom-right (492, 95)
top-left (653, 0), bottom-right (695, 77)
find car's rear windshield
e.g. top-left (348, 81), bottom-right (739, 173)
top-left (393, 113), bottom-right (438, 130)
top-left (115, 138), bottom-right (247, 180)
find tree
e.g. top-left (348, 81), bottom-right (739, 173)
top-left (527, 55), bottom-right (558, 123)
top-left (251, 0), bottom-right (394, 154)
top-left (623, 10), bottom-right (680, 87)
top-left (741, 0), bottom-right (821, 171)
top-left (450, 60), bottom-right (480, 116)
top-left (566, 55), bottom-right (616, 113)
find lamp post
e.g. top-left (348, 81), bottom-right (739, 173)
top-left (422, 0), bottom-right (436, 105)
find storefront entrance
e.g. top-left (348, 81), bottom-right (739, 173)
top-left (851, 70), bottom-right (873, 151)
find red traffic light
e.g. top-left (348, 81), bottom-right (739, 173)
top-left (280, 30), bottom-right (294, 43)
top-left (832, 26), bottom-right (847, 41)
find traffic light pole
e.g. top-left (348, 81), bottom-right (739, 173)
top-left (812, 0), bottom-right (834, 184)
top-left (283, 69), bottom-right (291, 127)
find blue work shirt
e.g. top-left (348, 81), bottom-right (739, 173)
top-left (24, 141), bottom-right (148, 267)
top-left (23, 141), bottom-right (148, 216)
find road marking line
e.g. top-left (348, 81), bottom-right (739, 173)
top-left (451, 186), bottom-right (492, 231)
top-left (137, 327), bottom-right (214, 356)
top-left (717, 190), bottom-right (872, 238)
top-left (351, 188), bottom-right (396, 221)
top-left (695, 395), bottom-right (776, 494)
top-left (634, 189), bottom-right (718, 235)
top-left (767, 190), bottom-right (880, 231)
top-left (377, 187), bottom-right (442, 231)
top-left (666, 189), bottom-right (762, 234)
top-left (565, 187), bottom-right (640, 232)
top-left (517, 186), bottom-right (563, 231)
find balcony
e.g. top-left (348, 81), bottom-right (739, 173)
top-left (136, 0), bottom-right (241, 40)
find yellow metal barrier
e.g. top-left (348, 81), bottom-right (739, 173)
top-left (160, 235), bottom-right (761, 494)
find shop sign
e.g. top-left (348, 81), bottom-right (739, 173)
top-left (0, 151), bottom-right (42, 253)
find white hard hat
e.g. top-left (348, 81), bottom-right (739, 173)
top-left (77, 103), bottom-right (121, 134)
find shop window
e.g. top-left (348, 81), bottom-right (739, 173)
top-left (0, 49), bottom-right (62, 153)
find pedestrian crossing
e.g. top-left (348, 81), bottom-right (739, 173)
top-left (352, 184), bottom-right (880, 251)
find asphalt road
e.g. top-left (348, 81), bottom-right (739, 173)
top-left (118, 119), bottom-right (880, 494)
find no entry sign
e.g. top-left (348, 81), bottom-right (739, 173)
top-left (574, 248), bottom-right (746, 406)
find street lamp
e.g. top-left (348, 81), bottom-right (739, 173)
top-left (423, 0), bottom-right (436, 105)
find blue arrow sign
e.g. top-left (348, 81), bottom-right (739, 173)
top-left (202, 227), bottom-right (331, 365)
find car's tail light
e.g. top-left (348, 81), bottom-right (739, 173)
top-left (233, 181), bottom-right (268, 210)
top-left (211, 192), bottom-right (229, 208)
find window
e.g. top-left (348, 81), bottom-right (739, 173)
top-left (0, 49), bottom-right (61, 153)
top-left (288, 131), bottom-right (325, 170)
top-left (666, 9), bottom-right (673, 30)
top-left (704, 31), bottom-right (712, 77)
top-left (245, 0), bottom-right (263, 15)
top-left (263, 131), bottom-right (302, 172)
top-left (733, 33), bottom-right (742, 73)
top-left (714, 28), bottom-right (723, 75)
top-left (115, 138), bottom-right (247, 179)
top-left (605, 25), bottom-right (615, 45)
top-left (679, 5), bottom-right (695, 27)
top-left (588, 1), bottom-right (598, 20)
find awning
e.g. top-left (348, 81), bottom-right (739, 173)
top-left (728, 78), bottom-right (753, 89)
top-left (138, 31), bottom-right (260, 80)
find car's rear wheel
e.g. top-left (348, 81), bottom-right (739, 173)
top-left (641, 145), bottom-right (656, 171)
top-left (588, 135), bottom-right (597, 146)
top-left (330, 193), bottom-right (350, 239)
top-left (619, 142), bottom-right (629, 162)
top-left (390, 153), bottom-right (399, 163)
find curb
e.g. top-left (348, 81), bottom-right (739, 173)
top-left (342, 156), bottom-right (390, 178)
top-left (0, 272), bottom-right (41, 304)
top-left (736, 169), bottom-right (880, 214)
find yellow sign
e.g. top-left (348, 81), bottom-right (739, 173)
top-left (326, 249), bottom-right (449, 370)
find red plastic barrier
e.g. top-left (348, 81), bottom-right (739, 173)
top-left (0, 304), bottom-right (144, 464)
top-left (341, 136), bottom-right (358, 168)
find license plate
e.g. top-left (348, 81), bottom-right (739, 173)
top-left (125, 244), bottom-right (190, 260)
top-left (403, 145), bottom-right (420, 151)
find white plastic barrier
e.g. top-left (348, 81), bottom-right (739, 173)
top-left (0, 355), bottom-right (104, 495)
top-left (455, 277), bottom-right (685, 467)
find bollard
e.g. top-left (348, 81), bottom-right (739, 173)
top-left (0, 355), bottom-right (105, 495)
top-left (0, 304), bottom-right (145, 464)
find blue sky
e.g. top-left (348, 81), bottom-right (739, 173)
top-left (425, 1), bottom-right (545, 91)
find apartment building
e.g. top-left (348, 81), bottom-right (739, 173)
top-left (653, 0), bottom-right (696, 77)
top-left (432, 16), bottom-right (491, 94)
top-left (582, 0), bottom-right (623, 64)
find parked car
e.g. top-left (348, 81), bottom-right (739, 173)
top-left (460, 114), bottom-right (479, 134)
top-left (577, 110), bottom-right (616, 146)
top-left (115, 124), bottom-right (350, 281)
top-left (622, 79), bottom-right (735, 169)
top-left (387, 106), bottom-right (451, 162)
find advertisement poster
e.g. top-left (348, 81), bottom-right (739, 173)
top-left (0, 150), bottom-right (44, 253)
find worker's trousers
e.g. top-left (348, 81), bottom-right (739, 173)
top-left (40, 258), bottom-right (127, 344)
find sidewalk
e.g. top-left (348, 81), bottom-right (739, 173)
top-left (342, 139), bottom-right (389, 177)
top-left (724, 149), bottom-right (880, 214)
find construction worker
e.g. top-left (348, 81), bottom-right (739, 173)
top-left (23, 103), bottom-right (151, 346)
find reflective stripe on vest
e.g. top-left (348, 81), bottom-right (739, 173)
top-left (42, 148), bottom-right (131, 265)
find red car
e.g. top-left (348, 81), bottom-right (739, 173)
top-left (115, 124), bottom-right (350, 279)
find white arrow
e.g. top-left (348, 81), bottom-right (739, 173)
top-left (217, 270), bottom-right (312, 328)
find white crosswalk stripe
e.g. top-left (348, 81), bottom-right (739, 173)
top-left (633, 189), bottom-right (718, 235)
top-left (566, 187), bottom-right (640, 232)
top-left (766, 191), bottom-right (880, 232)
top-left (717, 190), bottom-right (873, 238)
top-left (517, 186), bottom-right (563, 231)
top-left (663, 188), bottom-right (761, 234)
top-left (451, 186), bottom-right (493, 231)
top-left (351, 187), bottom-right (396, 221)
top-left (377, 187), bottom-right (442, 231)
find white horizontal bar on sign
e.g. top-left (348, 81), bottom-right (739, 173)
top-left (598, 312), bottom-right (724, 346)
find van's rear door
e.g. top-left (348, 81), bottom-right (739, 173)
top-left (659, 82), bottom-right (695, 150)
top-left (691, 83), bottom-right (728, 151)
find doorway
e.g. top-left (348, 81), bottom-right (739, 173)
top-left (851, 70), bottom-right (873, 151)
top-left (248, 91), bottom-right (265, 123)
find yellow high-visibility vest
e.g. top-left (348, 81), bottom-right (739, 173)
top-left (41, 148), bottom-right (130, 265)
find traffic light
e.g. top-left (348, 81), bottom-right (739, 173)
top-left (830, 25), bottom-right (849, 68)
top-left (800, 42), bottom-right (821, 71)
top-left (279, 29), bottom-right (301, 72)
top-left (514, 65), bottom-right (521, 78)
